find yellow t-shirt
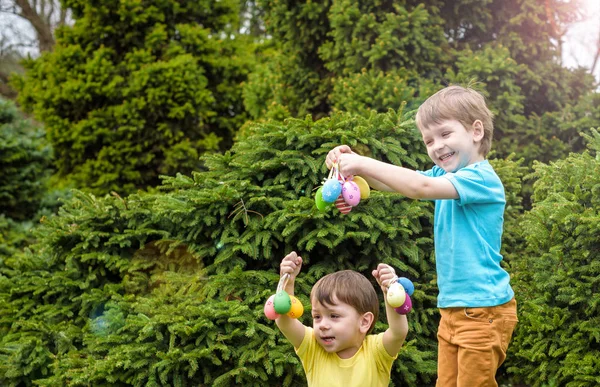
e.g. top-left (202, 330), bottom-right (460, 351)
top-left (295, 326), bottom-right (397, 387)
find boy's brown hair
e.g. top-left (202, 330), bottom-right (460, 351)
top-left (415, 85), bottom-right (495, 156)
top-left (311, 270), bottom-right (379, 334)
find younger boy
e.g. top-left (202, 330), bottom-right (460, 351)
top-left (276, 251), bottom-right (408, 387)
top-left (326, 85), bottom-right (518, 386)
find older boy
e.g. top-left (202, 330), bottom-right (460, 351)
top-left (326, 85), bottom-right (518, 386)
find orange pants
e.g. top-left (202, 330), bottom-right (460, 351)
top-left (436, 298), bottom-right (518, 387)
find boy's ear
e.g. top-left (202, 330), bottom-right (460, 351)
top-left (472, 120), bottom-right (484, 142)
top-left (359, 312), bottom-right (375, 334)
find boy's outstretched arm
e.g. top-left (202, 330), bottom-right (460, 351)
top-left (373, 264), bottom-right (409, 357)
top-left (326, 145), bottom-right (394, 192)
top-left (275, 251), bottom-right (306, 349)
top-left (326, 145), bottom-right (458, 200)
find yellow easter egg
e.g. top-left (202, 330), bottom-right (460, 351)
top-left (353, 176), bottom-right (370, 199)
top-left (286, 295), bottom-right (304, 319)
top-left (386, 282), bottom-right (406, 308)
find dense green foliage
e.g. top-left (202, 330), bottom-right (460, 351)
top-left (245, 1), bottom-right (448, 120)
top-left (0, 99), bottom-right (52, 221)
top-left (14, 0), bottom-right (254, 196)
top-left (0, 216), bottom-right (34, 265)
top-left (2, 0), bottom-right (600, 385)
top-left (0, 107), bottom-right (529, 385)
top-left (0, 99), bottom-right (71, 286)
top-left (508, 129), bottom-right (600, 386)
top-left (1, 110), bottom-right (436, 385)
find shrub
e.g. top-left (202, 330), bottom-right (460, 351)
top-left (0, 98), bottom-right (52, 221)
top-left (507, 129), bottom-right (600, 386)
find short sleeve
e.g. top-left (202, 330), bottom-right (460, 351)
top-left (295, 326), bottom-right (315, 373)
top-left (373, 332), bottom-right (397, 372)
top-left (444, 165), bottom-right (504, 206)
top-left (417, 167), bottom-right (436, 178)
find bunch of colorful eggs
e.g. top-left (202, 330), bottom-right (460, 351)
top-left (264, 274), bottom-right (304, 320)
top-left (386, 277), bottom-right (415, 315)
top-left (314, 164), bottom-right (370, 214)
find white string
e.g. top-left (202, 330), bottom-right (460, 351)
top-left (337, 166), bottom-right (346, 182)
top-left (387, 275), bottom-right (399, 288)
top-left (327, 163), bottom-right (336, 180)
top-left (277, 273), bottom-right (290, 293)
top-left (386, 264), bottom-right (398, 288)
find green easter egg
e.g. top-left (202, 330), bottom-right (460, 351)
top-left (273, 291), bottom-right (292, 314)
top-left (315, 187), bottom-right (332, 212)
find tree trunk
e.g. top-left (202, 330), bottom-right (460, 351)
top-left (14, 0), bottom-right (56, 52)
top-left (0, 0), bottom-right (68, 99)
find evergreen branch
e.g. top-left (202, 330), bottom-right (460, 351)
top-left (228, 199), bottom-right (264, 226)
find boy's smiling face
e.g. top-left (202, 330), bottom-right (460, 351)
top-left (420, 119), bottom-right (485, 173)
top-left (311, 296), bottom-right (372, 359)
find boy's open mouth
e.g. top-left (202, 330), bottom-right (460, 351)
top-left (320, 336), bottom-right (335, 343)
top-left (440, 152), bottom-right (455, 161)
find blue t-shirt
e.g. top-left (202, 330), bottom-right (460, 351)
top-left (419, 160), bottom-right (514, 308)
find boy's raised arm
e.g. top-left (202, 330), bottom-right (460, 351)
top-left (275, 252), bottom-right (307, 349)
top-left (373, 264), bottom-right (409, 357)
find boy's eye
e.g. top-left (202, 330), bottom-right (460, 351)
top-left (442, 132), bottom-right (450, 137)
top-left (331, 314), bottom-right (339, 319)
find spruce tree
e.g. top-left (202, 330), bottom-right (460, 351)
top-left (244, 1), bottom-right (449, 119)
top-left (1, 109), bottom-right (447, 386)
top-left (14, 0), bottom-right (254, 196)
top-left (0, 107), bottom-right (529, 385)
top-left (506, 129), bottom-right (600, 386)
top-left (0, 98), bottom-right (52, 221)
top-left (0, 98), bottom-right (51, 274)
top-left (329, 69), bottom-right (439, 116)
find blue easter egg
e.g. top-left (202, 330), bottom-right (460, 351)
top-left (397, 277), bottom-right (414, 296)
top-left (321, 179), bottom-right (342, 203)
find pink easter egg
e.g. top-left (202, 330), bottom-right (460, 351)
top-left (334, 195), bottom-right (352, 214)
top-left (394, 294), bottom-right (412, 315)
top-left (264, 295), bottom-right (280, 320)
top-left (342, 181), bottom-right (361, 206)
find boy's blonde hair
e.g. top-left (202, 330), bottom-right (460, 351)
top-left (311, 270), bottom-right (379, 334)
top-left (415, 85), bottom-right (494, 156)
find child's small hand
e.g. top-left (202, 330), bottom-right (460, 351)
top-left (280, 251), bottom-right (303, 280)
top-left (372, 263), bottom-right (397, 294)
top-left (337, 153), bottom-right (365, 177)
top-left (326, 145), bottom-right (353, 169)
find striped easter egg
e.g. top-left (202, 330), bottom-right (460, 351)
top-left (334, 195), bottom-right (352, 214)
